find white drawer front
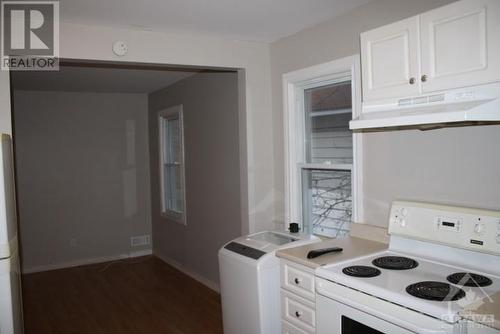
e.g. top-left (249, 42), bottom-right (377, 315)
top-left (282, 320), bottom-right (314, 334)
top-left (281, 290), bottom-right (316, 332)
top-left (281, 261), bottom-right (315, 301)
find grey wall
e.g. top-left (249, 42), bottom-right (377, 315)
top-left (270, 0), bottom-right (500, 227)
top-left (148, 72), bottom-right (241, 288)
top-left (13, 91), bottom-right (152, 272)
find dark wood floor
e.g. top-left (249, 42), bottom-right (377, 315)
top-left (22, 256), bottom-right (223, 334)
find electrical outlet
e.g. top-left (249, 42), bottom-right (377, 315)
top-left (69, 238), bottom-right (77, 247)
top-left (131, 235), bottom-right (150, 247)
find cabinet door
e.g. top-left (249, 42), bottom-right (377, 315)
top-left (420, 0), bottom-right (500, 93)
top-left (361, 16), bottom-right (421, 102)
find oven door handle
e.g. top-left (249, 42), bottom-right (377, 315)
top-left (316, 278), bottom-right (458, 334)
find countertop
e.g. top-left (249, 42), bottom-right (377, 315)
top-left (461, 291), bottom-right (500, 330)
top-left (276, 236), bottom-right (388, 269)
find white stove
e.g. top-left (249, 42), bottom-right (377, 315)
top-left (315, 201), bottom-right (500, 334)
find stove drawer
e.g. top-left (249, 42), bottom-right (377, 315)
top-left (281, 289), bottom-right (316, 332)
top-left (281, 261), bottom-right (315, 301)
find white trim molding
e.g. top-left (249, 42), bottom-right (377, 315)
top-left (282, 54), bottom-right (364, 231)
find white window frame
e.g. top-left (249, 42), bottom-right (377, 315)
top-left (283, 55), bottom-right (363, 232)
top-left (158, 105), bottom-right (187, 225)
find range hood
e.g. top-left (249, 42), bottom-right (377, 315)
top-left (350, 82), bottom-right (500, 130)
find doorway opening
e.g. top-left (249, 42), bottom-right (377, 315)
top-left (10, 60), bottom-right (244, 333)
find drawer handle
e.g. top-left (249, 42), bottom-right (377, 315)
top-left (409, 77), bottom-right (416, 85)
top-left (294, 277), bottom-right (301, 285)
top-left (295, 311), bottom-right (302, 318)
top-left (421, 74), bottom-right (428, 82)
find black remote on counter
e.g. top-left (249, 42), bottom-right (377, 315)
top-left (307, 247), bottom-right (343, 259)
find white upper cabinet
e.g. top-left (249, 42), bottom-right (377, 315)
top-left (361, 0), bottom-right (500, 102)
top-left (361, 16), bottom-right (421, 101)
top-left (420, 0), bottom-right (500, 93)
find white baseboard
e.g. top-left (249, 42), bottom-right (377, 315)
top-left (22, 249), bottom-right (153, 274)
top-left (155, 252), bottom-right (220, 293)
top-left (129, 249), bottom-right (153, 257)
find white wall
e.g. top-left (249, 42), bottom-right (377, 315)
top-left (5, 0), bottom-right (494, 239)
top-left (13, 91), bottom-right (152, 272)
top-left (57, 21), bottom-right (274, 234)
top-left (363, 126), bottom-right (500, 227)
top-left (270, 0), bottom-right (500, 227)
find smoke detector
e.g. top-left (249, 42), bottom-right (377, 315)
top-left (112, 41), bottom-right (128, 56)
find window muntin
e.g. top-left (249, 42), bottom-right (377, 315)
top-left (159, 105), bottom-right (186, 224)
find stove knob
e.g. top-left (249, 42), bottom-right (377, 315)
top-left (401, 208), bottom-right (408, 217)
top-left (474, 223), bottom-right (484, 235)
top-left (400, 219), bottom-right (407, 227)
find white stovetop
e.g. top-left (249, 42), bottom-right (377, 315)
top-left (316, 249), bottom-right (500, 323)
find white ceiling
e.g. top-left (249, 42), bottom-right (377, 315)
top-left (11, 65), bottom-right (199, 93)
top-left (59, 0), bottom-right (372, 42)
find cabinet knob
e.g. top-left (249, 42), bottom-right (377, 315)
top-left (409, 77), bottom-right (416, 85)
top-left (294, 278), bottom-right (301, 285)
top-left (295, 311), bottom-right (302, 317)
top-left (421, 75), bottom-right (428, 82)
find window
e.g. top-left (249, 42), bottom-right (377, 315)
top-left (283, 56), bottom-right (363, 238)
top-left (302, 81), bottom-right (353, 237)
top-left (159, 105), bottom-right (186, 224)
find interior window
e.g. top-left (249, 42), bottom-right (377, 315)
top-left (159, 105), bottom-right (186, 224)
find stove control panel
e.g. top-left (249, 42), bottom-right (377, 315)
top-left (389, 201), bottom-right (500, 256)
top-left (436, 216), bottom-right (462, 232)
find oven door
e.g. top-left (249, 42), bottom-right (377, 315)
top-left (317, 294), bottom-right (417, 334)
top-left (316, 278), bottom-right (460, 334)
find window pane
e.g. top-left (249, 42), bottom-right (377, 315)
top-left (302, 169), bottom-right (351, 238)
top-left (162, 116), bottom-right (183, 213)
top-left (304, 82), bottom-right (352, 164)
top-left (162, 118), bottom-right (170, 162)
top-left (164, 164), bottom-right (174, 210)
top-left (164, 164), bottom-right (183, 213)
top-left (167, 118), bottom-right (180, 163)
top-left (163, 117), bottom-right (180, 164)
top-left (174, 165), bottom-right (184, 212)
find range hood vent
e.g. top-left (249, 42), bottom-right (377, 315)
top-left (350, 82), bottom-right (500, 130)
